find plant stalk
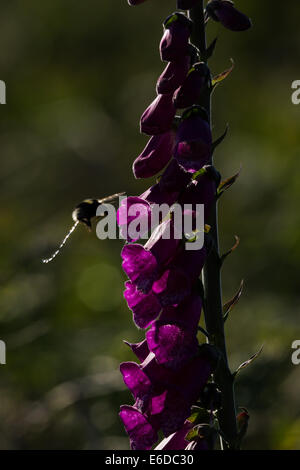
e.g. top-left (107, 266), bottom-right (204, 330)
top-left (189, 0), bottom-right (238, 449)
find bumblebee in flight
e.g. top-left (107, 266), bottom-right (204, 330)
top-left (43, 192), bottom-right (124, 264)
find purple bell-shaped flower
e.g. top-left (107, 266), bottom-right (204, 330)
top-left (173, 62), bottom-right (210, 109)
top-left (156, 56), bottom-right (190, 95)
top-left (206, 0), bottom-right (252, 32)
top-left (133, 130), bottom-right (175, 179)
top-left (160, 13), bottom-right (193, 62)
top-left (140, 93), bottom-right (176, 136)
top-left (174, 106), bottom-right (212, 172)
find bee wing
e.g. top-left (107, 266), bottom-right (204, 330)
top-left (97, 192), bottom-right (125, 204)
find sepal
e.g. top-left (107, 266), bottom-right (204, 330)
top-left (221, 235), bottom-right (240, 265)
top-left (233, 346), bottom-right (264, 378)
top-left (217, 167), bottom-right (241, 197)
top-left (223, 278), bottom-right (243, 322)
top-left (212, 124), bottom-right (229, 154)
top-left (212, 59), bottom-right (234, 87)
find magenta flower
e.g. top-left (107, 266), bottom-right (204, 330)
top-left (176, 0), bottom-right (199, 10)
top-left (133, 130), bottom-right (175, 179)
top-left (148, 389), bottom-right (192, 437)
top-left (143, 184), bottom-right (179, 206)
top-left (158, 159), bottom-right (191, 194)
top-left (121, 355), bottom-right (175, 406)
top-left (179, 166), bottom-right (218, 222)
top-left (156, 293), bottom-right (202, 332)
top-left (152, 268), bottom-right (196, 307)
top-left (117, 196), bottom-right (151, 242)
top-left (206, 0), bottom-right (252, 32)
top-left (152, 246), bottom-right (206, 307)
top-left (152, 268), bottom-right (192, 307)
top-left (132, 159), bottom-right (190, 209)
top-left (160, 13), bottom-right (193, 62)
top-left (174, 106), bottom-right (212, 172)
top-left (119, 405), bottom-right (158, 450)
top-left (156, 57), bottom-right (190, 95)
top-left (119, 162), bottom-right (191, 233)
top-left (122, 0), bottom-right (251, 450)
top-left (122, 244), bottom-right (159, 293)
top-left (173, 62), bottom-right (210, 109)
top-left (140, 164), bottom-right (189, 208)
top-left (124, 339), bottom-right (150, 363)
top-left (120, 361), bottom-right (153, 411)
top-left (146, 294), bottom-right (202, 370)
top-left (147, 325), bottom-right (198, 370)
top-left (155, 420), bottom-right (193, 450)
top-left (120, 345), bottom-right (217, 449)
top-left (140, 94), bottom-right (176, 136)
top-left (141, 183), bottom-right (180, 208)
top-left (121, 218), bottom-right (182, 293)
top-left (124, 281), bottom-right (161, 329)
top-left (140, 160), bottom-right (191, 208)
top-left (145, 219), bottom-right (182, 264)
top-left (123, 238), bottom-right (206, 323)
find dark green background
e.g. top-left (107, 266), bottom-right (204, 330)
top-left (0, 0), bottom-right (299, 449)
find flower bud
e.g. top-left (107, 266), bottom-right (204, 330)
top-left (173, 62), bottom-right (210, 109)
top-left (156, 57), bottom-right (190, 95)
top-left (140, 94), bottom-right (176, 135)
top-left (206, 1), bottom-right (252, 32)
top-left (133, 130), bottom-right (175, 179)
top-left (160, 13), bottom-right (193, 62)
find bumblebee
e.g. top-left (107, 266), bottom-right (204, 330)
top-left (72, 193), bottom-right (124, 229)
top-left (43, 192), bottom-right (124, 264)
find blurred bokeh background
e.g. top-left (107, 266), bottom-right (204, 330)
top-left (0, 0), bottom-right (299, 450)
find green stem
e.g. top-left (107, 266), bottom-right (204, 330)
top-left (189, 0), bottom-right (238, 449)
